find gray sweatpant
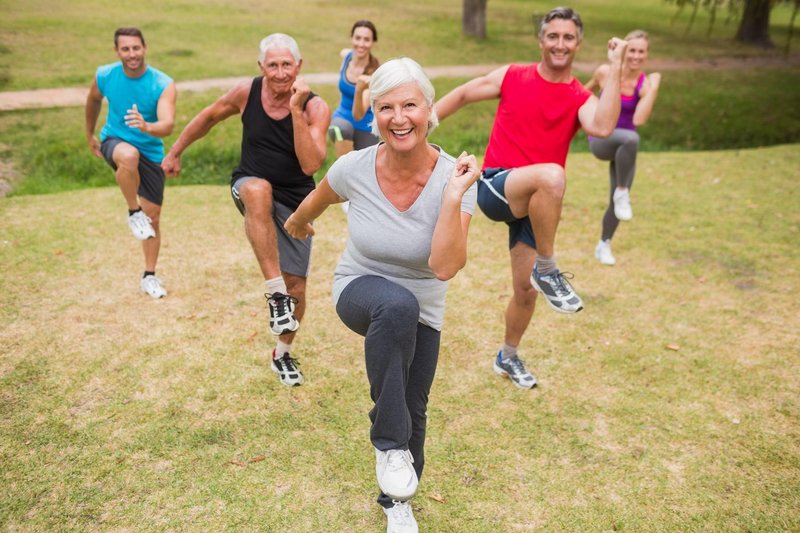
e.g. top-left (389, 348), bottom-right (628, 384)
top-left (335, 275), bottom-right (441, 509)
top-left (589, 128), bottom-right (640, 241)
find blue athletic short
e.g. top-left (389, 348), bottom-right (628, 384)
top-left (478, 168), bottom-right (537, 250)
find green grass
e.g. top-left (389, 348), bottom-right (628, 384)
top-left (0, 0), bottom-right (797, 90)
top-left (1, 145), bottom-right (798, 531)
top-left (2, 66), bottom-right (799, 197)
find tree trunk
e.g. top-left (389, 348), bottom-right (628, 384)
top-left (463, 0), bottom-right (488, 39)
top-left (735, 0), bottom-right (774, 48)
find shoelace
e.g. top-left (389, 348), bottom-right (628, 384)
top-left (279, 355), bottom-right (300, 371)
top-left (386, 449), bottom-right (414, 473)
top-left (389, 500), bottom-right (414, 525)
top-left (266, 293), bottom-right (298, 316)
top-left (548, 271), bottom-right (574, 297)
top-left (506, 356), bottom-right (528, 376)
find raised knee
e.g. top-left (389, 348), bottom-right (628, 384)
top-left (241, 180), bottom-right (274, 213)
top-left (114, 147), bottom-right (140, 169)
top-left (539, 164), bottom-right (566, 196)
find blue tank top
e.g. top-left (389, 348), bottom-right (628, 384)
top-left (96, 62), bottom-right (172, 163)
top-left (332, 51), bottom-right (374, 132)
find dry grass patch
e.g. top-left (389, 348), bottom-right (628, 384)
top-left (1, 146), bottom-right (799, 531)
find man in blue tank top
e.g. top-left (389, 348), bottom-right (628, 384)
top-left (85, 27), bottom-right (177, 299)
top-left (162, 34), bottom-right (330, 387)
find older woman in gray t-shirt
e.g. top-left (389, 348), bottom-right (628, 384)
top-left (285, 57), bottom-right (478, 532)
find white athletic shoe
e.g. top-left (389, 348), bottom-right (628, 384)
top-left (140, 275), bottom-right (167, 299)
top-left (128, 210), bottom-right (156, 240)
top-left (376, 448), bottom-right (418, 501)
top-left (595, 239), bottom-right (616, 266)
top-left (613, 188), bottom-right (633, 221)
top-left (383, 500), bottom-right (418, 533)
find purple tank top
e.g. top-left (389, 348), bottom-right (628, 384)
top-left (616, 73), bottom-right (645, 131)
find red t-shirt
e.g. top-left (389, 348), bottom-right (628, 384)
top-left (483, 63), bottom-right (591, 170)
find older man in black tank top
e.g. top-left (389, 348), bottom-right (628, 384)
top-left (162, 33), bottom-right (330, 387)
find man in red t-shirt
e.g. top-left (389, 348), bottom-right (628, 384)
top-left (435, 7), bottom-right (628, 389)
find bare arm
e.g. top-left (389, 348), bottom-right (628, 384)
top-left (85, 78), bottom-right (104, 158)
top-left (433, 65), bottom-right (508, 122)
top-left (583, 64), bottom-right (609, 94)
top-left (161, 83), bottom-right (246, 176)
top-left (284, 176), bottom-right (343, 240)
top-left (122, 82), bottom-right (177, 138)
top-left (352, 74), bottom-right (371, 122)
top-left (428, 152), bottom-right (480, 281)
top-left (633, 72), bottom-right (661, 127)
top-left (290, 77), bottom-right (331, 176)
top-left (579, 38), bottom-right (628, 138)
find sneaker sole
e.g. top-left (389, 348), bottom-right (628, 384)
top-left (269, 323), bottom-right (300, 336)
top-left (493, 362), bottom-right (537, 389)
top-left (530, 277), bottom-right (584, 314)
top-left (594, 251), bottom-right (616, 266)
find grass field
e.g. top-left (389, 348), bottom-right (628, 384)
top-left (0, 0), bottom-right (797, 90)
top-left (1, 145), bottom-right (798, 531)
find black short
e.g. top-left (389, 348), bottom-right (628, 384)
top-left (100, 137), bottom-right (166, 205)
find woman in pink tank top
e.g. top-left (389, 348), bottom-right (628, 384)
top-left (585, 30), bottom-right (662, 266)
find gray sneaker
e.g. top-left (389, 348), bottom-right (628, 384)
top-left (531, 266), bottom-right (583, 314)
top-left (493, 351), bottom-right (537, 389)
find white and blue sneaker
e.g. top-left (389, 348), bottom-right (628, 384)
top-left (531, 266), bottom-right (583, 314)
top-left (493, 351), bottom-right (537, 389)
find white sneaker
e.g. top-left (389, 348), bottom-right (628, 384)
top-left (128, 210), bottom-right (156, 240)
top-left (594, 239), bottom-right (616, 266)
top-left (613, 188), bottom-right (633, 221)
top-left (376, 448), bottom-right (418, 501)
top-left (140, 275), bottom-right (167, 299)
top-left (383, 500), bottom-right (418, 533)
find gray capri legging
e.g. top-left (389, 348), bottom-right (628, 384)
top-left (328, 116), bottom-right (380, 150)
top-left (589, 128), bottom-right (640, 240)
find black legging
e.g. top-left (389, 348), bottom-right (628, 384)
top-left (336, 275), bottom-right (441, 508)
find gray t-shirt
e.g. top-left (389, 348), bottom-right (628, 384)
top-left (327, 143), bottom-right (477, 331)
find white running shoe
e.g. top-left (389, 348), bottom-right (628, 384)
top-left (594, 239), bottom-right (616, 266)
top-left (265, 292), bottom-right (300, 336)
top-left (140, 275), bottom-right (167, 299)
top-left (376, 448), bottom-right (418, 501)
top-left (128, 210), bottom-right (156, 240)
top-left (613, 188), bottom-right (633, 221)
top-left (383, 500), bottom-right (418, 533)
top-left (271, 349), bottom-right (305, 387)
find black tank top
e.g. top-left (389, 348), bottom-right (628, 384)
top-left (231, 77), bottom-right (317, 209)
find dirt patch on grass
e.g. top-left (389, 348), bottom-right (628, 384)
top-left (0, 143), bottom-right (17, 197)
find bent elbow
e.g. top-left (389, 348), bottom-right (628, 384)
top-left (432, 260), bottom-right (466, 281)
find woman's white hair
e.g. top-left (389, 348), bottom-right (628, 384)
top-left (258, 33), bottom-right (301, 64)
top-left (368, 57), bottom-right (439, 138)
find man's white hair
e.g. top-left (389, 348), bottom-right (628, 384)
top-left (368, 57), bottom-right (438, 138)
top-left (258, 33), bottom-right (301, 64)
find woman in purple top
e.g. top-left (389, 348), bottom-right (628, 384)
top-left (586, 30), bottom-right (662, 265)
